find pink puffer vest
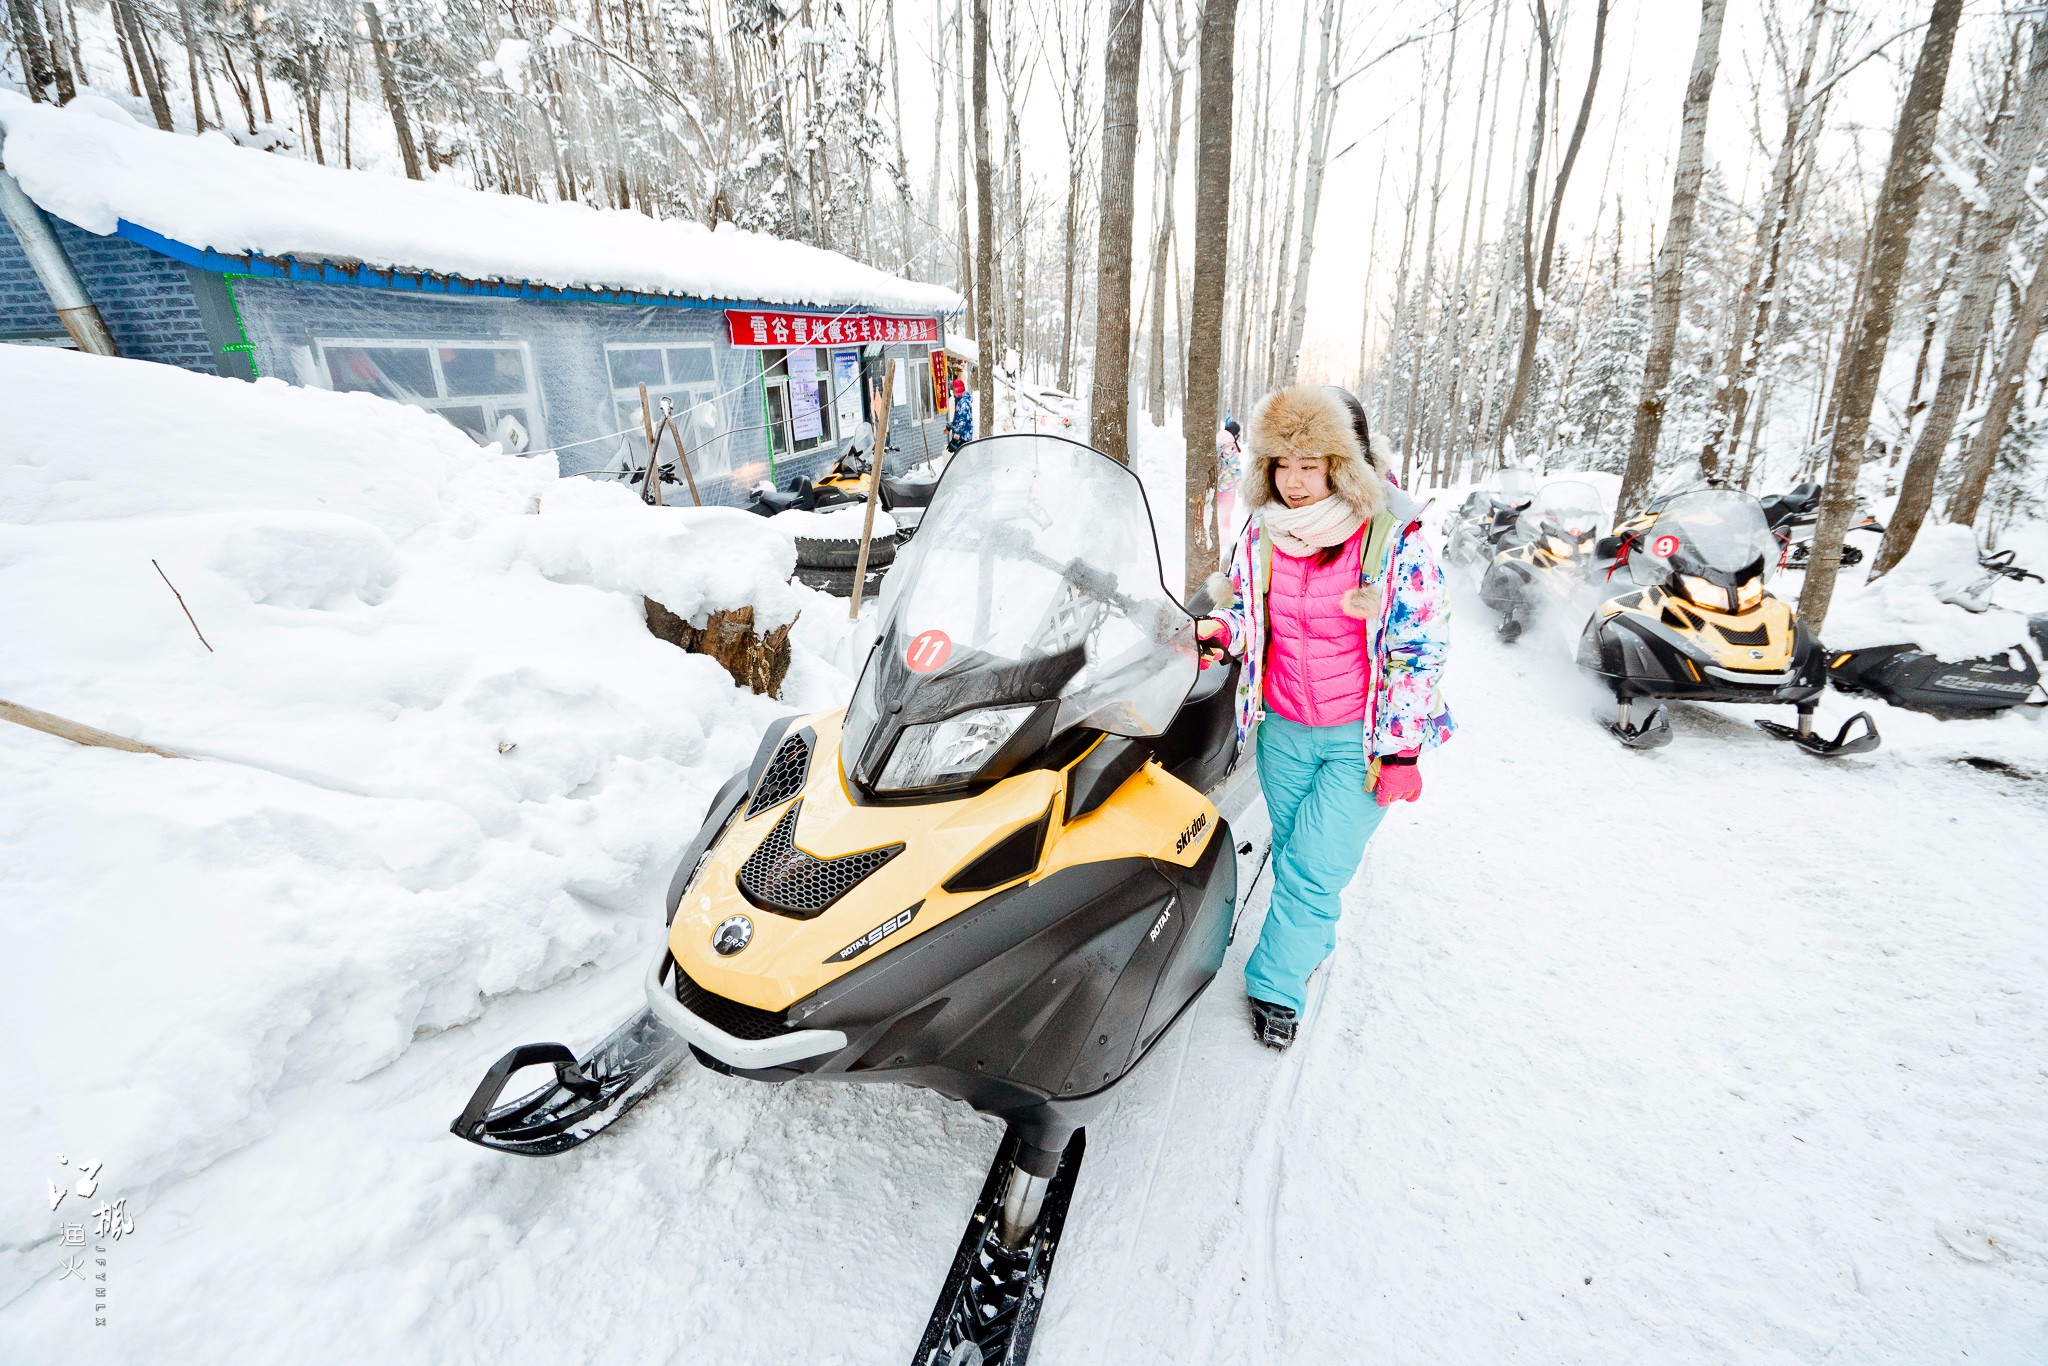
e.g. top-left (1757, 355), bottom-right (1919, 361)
top-left (1262, 527), bottom-right (1371, 727)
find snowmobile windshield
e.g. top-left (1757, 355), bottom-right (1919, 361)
top-left (842, 435), bottom-right (1199, 797)
top-left (1514, 481), bottom-right (1603, 545)
top-left (1630, 490), bottom-right (1778, 588)
top-left (1496, 468), bottom-right (1539, 504)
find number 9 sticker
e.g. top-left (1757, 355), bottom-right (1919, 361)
top-left (906, 629), bottom-right (953, 673)
top-left (1651, 533), bottom-right (1681, 560)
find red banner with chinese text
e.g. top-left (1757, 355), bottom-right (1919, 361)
top-left (725, 310), bottom-right (941, 349)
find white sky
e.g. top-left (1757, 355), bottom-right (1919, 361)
top-left (890, 0), bottom-right (2011, 387)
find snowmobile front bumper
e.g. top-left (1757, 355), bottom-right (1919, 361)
top-left (643, 949), bottom-right (849, 1070)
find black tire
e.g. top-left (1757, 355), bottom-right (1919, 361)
top-left (794, 562), bottom-right (889, 597)
top-left (794, 534), bottom-right (896, 570)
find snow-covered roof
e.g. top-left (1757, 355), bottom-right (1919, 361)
top-left (943, 334), bottom-right (980, 364)
top-left (0, 93), bottom-right (963, 317)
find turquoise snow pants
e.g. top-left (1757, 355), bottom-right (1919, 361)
top-left (1244, 715), bottom-right (1388, 1014)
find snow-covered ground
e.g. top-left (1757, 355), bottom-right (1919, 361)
top-left (5, 358), bottom-right (2045, 1361)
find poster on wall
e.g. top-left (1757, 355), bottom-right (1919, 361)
top-left (931, 350), bottom-right (949, 411)
top-left (831, 350), bottom-right (862, 433)
top-left (788, 349), bottom-right (824, 442)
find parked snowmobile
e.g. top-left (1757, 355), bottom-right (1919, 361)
top-left (1442, 468), bottom-right (1538, 569)
top-left (1758, 481), bottom-right (1885, 569)
top-left (453, 434), bottom-right (1267, 1365)
top-left (1478, 480), bottom-right (1604, 643)
top-left (1576, 488), bottom-right (1880, 755)
top-left (1830, 553), bottom-right (2048, 718)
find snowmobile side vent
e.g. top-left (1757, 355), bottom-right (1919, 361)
top-left (745, 733), bottom-right (812, 817)
top-left (1714, 621), bottom-right (1772, 648)
top-left (736, 801), bottom-right (905, 919)
top-left (1661, 603), bottom-right (1700, 631)
top-left (671, 958), bottom-right (798, 1041)
top-left (943, 807), bottom-right (1053, 894)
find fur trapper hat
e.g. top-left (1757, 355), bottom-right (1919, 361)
top-left (1244, 383), bottom-right (1388, 520)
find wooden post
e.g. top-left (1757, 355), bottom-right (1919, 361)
top-left (1, 699), bottom-right (185, 758)
top-left (637, 382), bottom-right (663, 507)
top-left (850, 360), bottom-right (898, 619)
top-left (658, 398), bottom-right (703, 506)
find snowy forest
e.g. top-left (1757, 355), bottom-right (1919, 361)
top-left (5, 2), bottom-right (2047, 1362)
top-left (9, 0), bottom-right (2048, 592)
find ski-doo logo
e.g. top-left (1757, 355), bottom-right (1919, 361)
top-left (826, 902), bottom-right (921, 963)
top-left (712, 915), bottom-right (754, 956)
top-left (1175, 811), bottom-right (1208, 854)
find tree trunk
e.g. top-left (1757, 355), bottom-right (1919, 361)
top-left (1499, 0), bottom-right (1610, 456)
top-left (5, 0), bottom-right (56, 101)
top-left (1182, 0), bottom-right (1239, 594)
top-left (363, 2), bottom-right (424, 180)
top-left (1798, 0), bottom-right (1963, 628)
top-left (112, 0), bottom-right (174, 129)
top-left (1278, 0), bottom-right (1343, 388)
top-left (174, 0), bottom-right (206, 133)
top-left (1147, 4), bottom-right (1189, 424)
top-left (1403, 0), bottom-right (1460, 479)
top-left (39, 0), bottom-right (74, 100)
top-left (1090, 0), bottom-right (1145, 462)
top-left (1948, 234), bottom-right (2048, 525)
top-left (971, 0), bottom-right (996, 426)
top-left (1874, 18), bottom-right (2048, 575)
top-left (955, 0), bottom-right (974, 318)
top-left (1616, 0), bottom-right (1725, 515)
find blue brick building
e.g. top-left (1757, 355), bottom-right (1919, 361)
top-left (1, 104), bottom-right (962, 506)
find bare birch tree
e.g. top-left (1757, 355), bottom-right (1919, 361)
top-left (1616, 0), bottom-right (1725, 514)
top-left (1799, 0), bottom-right (1964, 628)
top-left (1091, 0), bottom-right (1147, 462)
top-left (1874, 16), bottom-right (2048, 574)
top-left (1184, 0), bottom-right (1241, 592)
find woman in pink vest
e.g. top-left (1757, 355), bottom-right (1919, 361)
top-left (1198, 385), bottom-right (1454, 1049)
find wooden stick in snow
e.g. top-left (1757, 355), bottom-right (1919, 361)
top-left (850, 360), bottom-right (898, 620)
top-left (153, 558), bottom-right (214, 652)
top-left (0, 699), bottom-right (185, 758)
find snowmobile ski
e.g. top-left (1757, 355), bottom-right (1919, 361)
top-left (914, 1127), bottom-right (1087, 1366)
top-left (1604, 701), bottom-right (1673, 750)
top-left (450, 1007), bottom-right (689, 1156)
top-left (1754, 707), bottom-right (1879, 758)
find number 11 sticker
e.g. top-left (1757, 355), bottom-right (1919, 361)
top-left (906, 629), bottom-right (953, 673)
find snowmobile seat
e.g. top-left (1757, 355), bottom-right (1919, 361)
top-left (1828, 640), bottom-right (2042, 718)
top-left (1152, 657), bottom-right (1242, 795)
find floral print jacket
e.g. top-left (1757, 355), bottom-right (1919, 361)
top-left (1213, 484), bottom-right (1455, 766)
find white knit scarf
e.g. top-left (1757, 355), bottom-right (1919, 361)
top-left (1260, 495), bottom-right (1365, 558)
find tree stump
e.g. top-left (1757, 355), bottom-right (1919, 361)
top-left (644, 599), bottom-right (794, 697)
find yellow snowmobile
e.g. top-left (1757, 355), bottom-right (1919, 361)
top-left (453, 434), bottom-right (1265, 1364)
top-left (1477, 479), bottom-right (1604, 642)
top-left (1576, 488), bottom-right (1879, 756)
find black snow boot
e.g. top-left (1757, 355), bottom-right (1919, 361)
top-left (1249, 998), bottom-right (1298, 1050)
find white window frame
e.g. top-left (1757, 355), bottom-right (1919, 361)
top-left (759, 346), bottom-right (841, 461)
top-left (314, 337), bottom-right (544, 453)
top-left (604, 341), bottom-right (728, 477)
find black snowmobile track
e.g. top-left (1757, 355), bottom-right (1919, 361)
top-left (914, 1127), bottom-right (1087, 1366)
top-left (450, 1007), bottom-right (689, 1156)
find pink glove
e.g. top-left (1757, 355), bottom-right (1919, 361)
top-left (1196, 617), bottom-right (1231, 670)
top-left (1375, 752), bottom-right (1422, 807)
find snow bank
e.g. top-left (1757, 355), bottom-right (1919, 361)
top-left (0, 92), bottom-right (962, 317)
top-left (1821, 522), bottom-right (2048, 658)
top-left (0, 347), bottom-right (848, 1253)
top-left (765, 503), bottom-right (897, 542)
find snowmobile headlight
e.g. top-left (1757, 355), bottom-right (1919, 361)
top-left (1680, 575), bottom-right (1731, 612)
top-left (1735, 576), bottom-right (1763, 611)
top-left (1545, 535), bottom-right (1575, 557)
top-left (876, 704), bottom-right (1038, 792)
